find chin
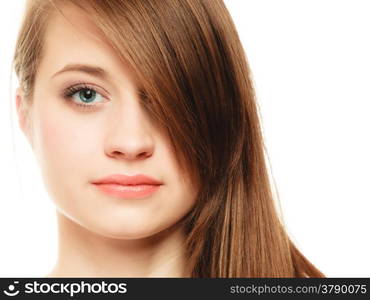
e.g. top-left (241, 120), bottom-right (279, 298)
top-left (87, 221), bottom-right (169, 241)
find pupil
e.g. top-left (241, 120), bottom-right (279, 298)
top-left (80, 89), bottom-right (95, 102)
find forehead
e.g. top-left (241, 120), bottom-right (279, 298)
top-left (39, 3), bottom-right (139, 87)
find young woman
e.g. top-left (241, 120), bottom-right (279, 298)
top-left (13, 0), bottom-right (325, 277)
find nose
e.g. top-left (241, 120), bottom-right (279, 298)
top-left (104, 104), bottom-right (155, 162)
top-left (108, 144), bottom-right (153, 160)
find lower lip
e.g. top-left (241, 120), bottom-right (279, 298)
top-left (93, 183), bottom-right (161, 199)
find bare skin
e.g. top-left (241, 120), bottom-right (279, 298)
top-left (45, 212), bottom-right (191, 277)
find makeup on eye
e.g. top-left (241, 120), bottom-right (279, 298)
top-left (60, 80), bottom-right (151, 111)
top-left (62, 82), bottom-right (109, 109)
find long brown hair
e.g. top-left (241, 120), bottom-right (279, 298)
top-left (13, 0), bottom-right (325, 277)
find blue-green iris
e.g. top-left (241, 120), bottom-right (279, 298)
top-left (79, 89), bottom-right (96, 103)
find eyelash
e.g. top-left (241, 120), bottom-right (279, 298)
top-left (62, 83), bottom-right (106, 110)
top-left (62, 83), bottom-right (150, 111)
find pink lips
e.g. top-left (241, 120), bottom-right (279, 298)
top-left (92, 174), bottom-right (163, 199)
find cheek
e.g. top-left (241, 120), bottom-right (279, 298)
top-left (33, 103), bottom-right (101, 186)
top-left (160, 159), bottom-right (199, 219)
top-left (39, 113), bottom-right (84, 163)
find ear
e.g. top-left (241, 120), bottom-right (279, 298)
top-left (15, 87), bottom-right (33, 145)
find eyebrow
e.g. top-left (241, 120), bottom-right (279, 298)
top-left (51, 63), bottom-right (110, 80)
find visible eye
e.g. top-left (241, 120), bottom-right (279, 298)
top-left (62, 83), bottom-right (108, 109)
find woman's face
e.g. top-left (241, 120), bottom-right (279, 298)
top-left (17, 4), bottom-right (198, 239)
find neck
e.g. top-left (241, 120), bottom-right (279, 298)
top-left (46, 212), bottom-right (190, 277)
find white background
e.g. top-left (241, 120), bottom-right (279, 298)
top-left (0, 0), bottom-right (369, 277)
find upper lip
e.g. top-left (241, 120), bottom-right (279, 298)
top-left (92, 174), bottom-right (163, 186)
